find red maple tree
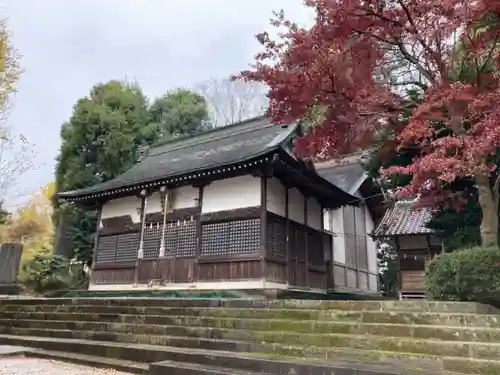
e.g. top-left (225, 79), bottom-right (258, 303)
top-left (237, 0), bottom-right (500, 246)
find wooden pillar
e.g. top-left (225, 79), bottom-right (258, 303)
top-left (340, 206), bottom-right (350, 288)
top-left (158, 186), bottom-right (169, 258)
top-left (134, 189), bottom-right (148, 286)
top-left (304, 196), bottom-right (309, 288)
top-left (260, 176), bottom-right (268, 280)
top-left (395, 236), bottom-right (402, 299)
top-left (425, 234), bottom-right (434, 261)
top-left (285, 187), bottom-right (290, 285)
top-left (320, 202), bottom-right (326, 290)
top-left (353, 206), bottom-right (360, 289)
top-left (154, 186), bottom-right (169, 281)
top-left (195, 185), bottom-right (204, 282)
top-left (90, 202), bottom-right (103, 270)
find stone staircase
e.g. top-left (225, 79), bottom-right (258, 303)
top-left (0, 298), bottom-right (499, 374)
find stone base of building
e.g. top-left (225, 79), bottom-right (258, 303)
top-left (64, 280), bottom-right (382, 300)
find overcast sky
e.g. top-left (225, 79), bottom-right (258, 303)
top-left (2, 0), bottom-right (313, 208)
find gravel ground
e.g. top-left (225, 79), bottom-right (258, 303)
top-left (0, 356), bottom-right (133, 375)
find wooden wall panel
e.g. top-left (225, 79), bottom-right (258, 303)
top-left (296, 261), bottom-right (307, 287)
top-left (198, 260), bottom-right (261, 281)
top-left (401, 270), bottom-right (425, 292)
top-left (308, 270), bottom-right (326, 290)
top-left (91, 267), bottom-right (135, 284)
top-left (265, 261), bottom-right (287, 283)
top-left (138, 258), bottom-right (196, 283)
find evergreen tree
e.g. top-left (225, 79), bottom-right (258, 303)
top-left (54, 81), bottom-right (211, 265)
top-left (54, 80), bottom-right (159, 265)
top-left (149, 89), bottom-right (211, 140)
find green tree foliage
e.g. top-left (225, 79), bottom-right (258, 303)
top-left (19, 250), bottom-right (74, 295)
top-left (377, 243), bottom-right (398, 298)
top-left (56, 80), bottom-right (157, 193)
top-left (0, 203), bottom-right (10, 225)
top-left (54, 82), bottom-right (211, 266)
top-left (54, 80), bottom-right (159, 265)
top-left (149, 89), bottom-right (211, 140)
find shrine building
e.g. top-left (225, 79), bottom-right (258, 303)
top-left (57, 117), bottom-right (359, 294)
top-left (372, 200), bottom-right (443, 299)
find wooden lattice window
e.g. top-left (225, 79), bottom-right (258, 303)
top-left (163, 219), bottom-right (196, 258)
top-left (267, 215), bottom-right (287, 259)
top-left (115, 232), bottom-right (140, 262)
top-left (96, 232), bottom-right (139, 264)
top-left (201, 218), bottom-right (260, 257)
top-left (143, 224), bottom-right (162, 260)
top-left (176, 219), bottom-right (197, 257)
top-left (96, 235), bottom-right (117, 263)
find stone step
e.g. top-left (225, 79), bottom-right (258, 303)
top-left (147, 360), bottom-right (261, 375)
top-left (0, 298), bottom-right (496, 314)
top-left (3, 325), bottom-right (500, 361)
top-left (2, 308), bottom-right (500, 328)
top-left (25, 348), bottom-right (148, 374)
top-left (4, 317), bottom-right (500, 343)
top-left (0, 334), bottom-right (496, 375)
top-left (148, 358), bottom-right (440, 375)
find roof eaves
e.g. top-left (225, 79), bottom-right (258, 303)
top-left (371, 201), bottom-right (435, 238)
top-left (348, 172), bottom-right (369, 195)
top-left (57, 147), bottom-right (280, 201)
top-left (275, 150), bottom-right (358, 207)
top-left (266, 122), bottom-right (299, 148)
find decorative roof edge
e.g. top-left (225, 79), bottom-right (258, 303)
top-left (57, 154), bottom-right (272, 203)
top-left (57, 119), bottom-right (300, 203)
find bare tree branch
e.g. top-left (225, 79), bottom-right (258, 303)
top-left (194, 77), bottom-right (269, 126)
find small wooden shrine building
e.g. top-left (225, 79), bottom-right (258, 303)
top-left (372, 200), bottom-right (443, 299)
top-left (57, 117), bottom-right (356, 293)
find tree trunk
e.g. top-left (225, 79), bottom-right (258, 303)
top-left (476, 173), bottom-right (499, 247)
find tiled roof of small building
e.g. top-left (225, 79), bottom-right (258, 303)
top-left (372, 200), bottom-right (435, 237)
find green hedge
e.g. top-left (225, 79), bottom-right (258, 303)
top-left (425, 246), bottom-right (500, 307)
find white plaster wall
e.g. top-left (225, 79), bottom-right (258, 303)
top-left (266, 177), bottom-right (286, 217)
top-left (288, 188), bottom-right (304, 224)
top-left (331, 208), bottom-right (346, 264)
top-left (100, 196), bottom-right (142, 224)
top-left (202, 175), bottom-right (261, 213)
top-left (323, 211), bottom-right (331, 232)
top-left (307, 198), bottom-right (322, 230)
top-left (365, 209), bottom-right (378, 273)
top-left (173, 186), bottom-right (198, 209)
top-left (145, 192), bottom-right (162, 215)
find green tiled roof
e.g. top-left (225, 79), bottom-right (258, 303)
top-left (58, 117), bottom-right (296, 199)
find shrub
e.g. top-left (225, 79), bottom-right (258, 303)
top-left (425, 246), bottom-right (500, 307)
top-left (19, 253), bottom-right (73, 295)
